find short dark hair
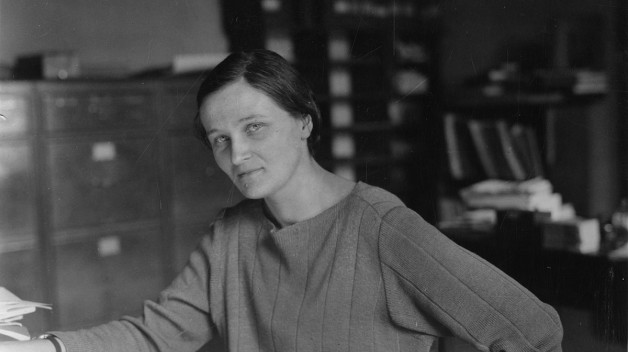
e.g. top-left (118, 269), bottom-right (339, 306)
top-left (194, 49), bottom-right (321, 154)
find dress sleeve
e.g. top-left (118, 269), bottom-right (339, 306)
top-left (52, 227), bottom-right (218, 352)
top-left (378, 206), bottom-right (563, 352)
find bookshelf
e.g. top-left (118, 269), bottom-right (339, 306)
top-left (440, 89), bottom-right (627, 348)
top-left (437, 86), bottom-right (617, 224)
top-left (224, 0), bottom-right (443, 222)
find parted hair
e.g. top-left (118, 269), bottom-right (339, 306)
top-left (193, 49), bottom-right (321, 154)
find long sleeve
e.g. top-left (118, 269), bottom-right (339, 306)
top-left (52, 232), bottom-right (217, 352)
top-left (378, 206), bottom-right (563, 352)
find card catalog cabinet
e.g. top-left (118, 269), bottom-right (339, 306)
top-left (47, 138), bottom-right (161, 230)
top-left (0, 83), bottom-right (48, 335)
top-left (54, 229), bottom-right (163, 329)
top-left (0, 79), bottom-right (238, 332)
top-left (0, 84), bottom-right (37, 243)
top-left (41, 87), bottom-right (155, 132)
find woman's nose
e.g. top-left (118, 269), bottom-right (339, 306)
top-left (230, 138), bottom-right (252, 165)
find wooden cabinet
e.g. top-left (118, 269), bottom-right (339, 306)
top-left (0, 78), bottom-right (239, 332)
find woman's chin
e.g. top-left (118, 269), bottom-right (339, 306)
top-left (235, 183), bottom-right (267, 200)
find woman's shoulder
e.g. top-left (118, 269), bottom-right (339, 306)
top-left (216, 198), bottom-right (263, 224)
top-left (349, 182), bottom-right (437, 237)
top-left (202, 198), bottom-right (265, 249)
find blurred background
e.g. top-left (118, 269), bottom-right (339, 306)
top-left (0, 0), bottom-right (626, 351)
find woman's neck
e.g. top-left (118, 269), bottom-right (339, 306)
top-left (263, 162), bottom-right (355, 228)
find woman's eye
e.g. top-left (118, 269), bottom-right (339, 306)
top-left (246, 123), bottom-right (264, 134)
top-left (213, 135), bottom-right (229, 146)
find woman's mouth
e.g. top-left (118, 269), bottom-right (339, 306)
top-left (237, 168), bottom-right (263, 181)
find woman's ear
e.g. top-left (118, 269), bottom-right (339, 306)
top-left (300, 114), bottom-right (313, 140)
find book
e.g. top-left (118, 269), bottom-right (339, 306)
top-left (496, 120), bottom-right (527, 181)
top-left (461, 191), bottom-right (562, 214)
top-left (443, 113), bottom-right (484, 180)
top-left (460, 177), bottom-right (553, 196)
top-left (459, 178), bottom-right (562, 216)
top-left (468, 119), bottom-right (515, 180)
top-left (468, 119), bottom-right (498, 179)
top-left (510, 124), bottom-right (545, 178)
top-left (0, 287), bottom-right (52, 341)
top-left (0, 323), bottom-right (30, 341)
top-left (445, 116), bottom-right (546, 181)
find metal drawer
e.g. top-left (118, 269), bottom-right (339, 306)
top-left (0, 141), bottom-right (36, 240)
top-left (54, 230), bottom-right (164, 329)
top-left (162, 80), bottom-right (201, 130)
top-left (168, 135), bottom-right (241, 223)
top-left (48, 138), bottom-right (161, 230)
top-left (42, 89), bottom-right (156, 132)
top-left (0, 93), bottom-right (32, 135)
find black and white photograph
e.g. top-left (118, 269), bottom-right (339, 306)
top-left (0, 1), bottom-right (626, 351)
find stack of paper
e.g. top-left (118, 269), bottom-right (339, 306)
top-left (459, 178), bottom-right (563, 218)
top-left (541, 217), bottom-right (601, 254)
top-left (0, 287), bottom-right (51, 341)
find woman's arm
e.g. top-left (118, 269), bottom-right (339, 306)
top-left (0, 340), bottom-right (56, 352)
top-left (379, 206), bottom-right (563, 352)
top-left (26, 223), bottom-right (222, 352)
top-left (49, 232), bottom-right (217, 352)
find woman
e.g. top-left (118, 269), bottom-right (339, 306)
top-left (1, 49), bottom-right (563, 352)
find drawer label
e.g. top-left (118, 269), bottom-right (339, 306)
top-left (91, 142), bottom-right (116, 162)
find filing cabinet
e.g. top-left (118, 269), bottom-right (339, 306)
top-left (0, 248), bottom-right (47, 335)
top-left (47, 137), bottom-right (162, 230)
top-left (0, 84), bottom-right (36, 243)
top-left (54, 229), bottom-right (163, 329)
top-left (0, 79), bottom-right (238, 331)
top-left (0, 83), bottom-right (48, 334)
top-left (167, 135), bottom-right (239, 224)
top-left (160, 77), bottom-right (201, 130)
top-left (40, 85), bottom-right (156, 133)
top-left (0, 142), bottom-right (37, 242)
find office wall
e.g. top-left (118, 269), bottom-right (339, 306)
top-left (0, 0), bottom-right (228, 76)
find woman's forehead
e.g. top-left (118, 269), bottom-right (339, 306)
top-left (200, 81), bottom-right (283, 129)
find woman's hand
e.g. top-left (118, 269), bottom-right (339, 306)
top-left (0, 339), bottom-right (56, 352)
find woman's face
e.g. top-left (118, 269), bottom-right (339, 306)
top-left (199, 79), bottom-right (312, 200)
